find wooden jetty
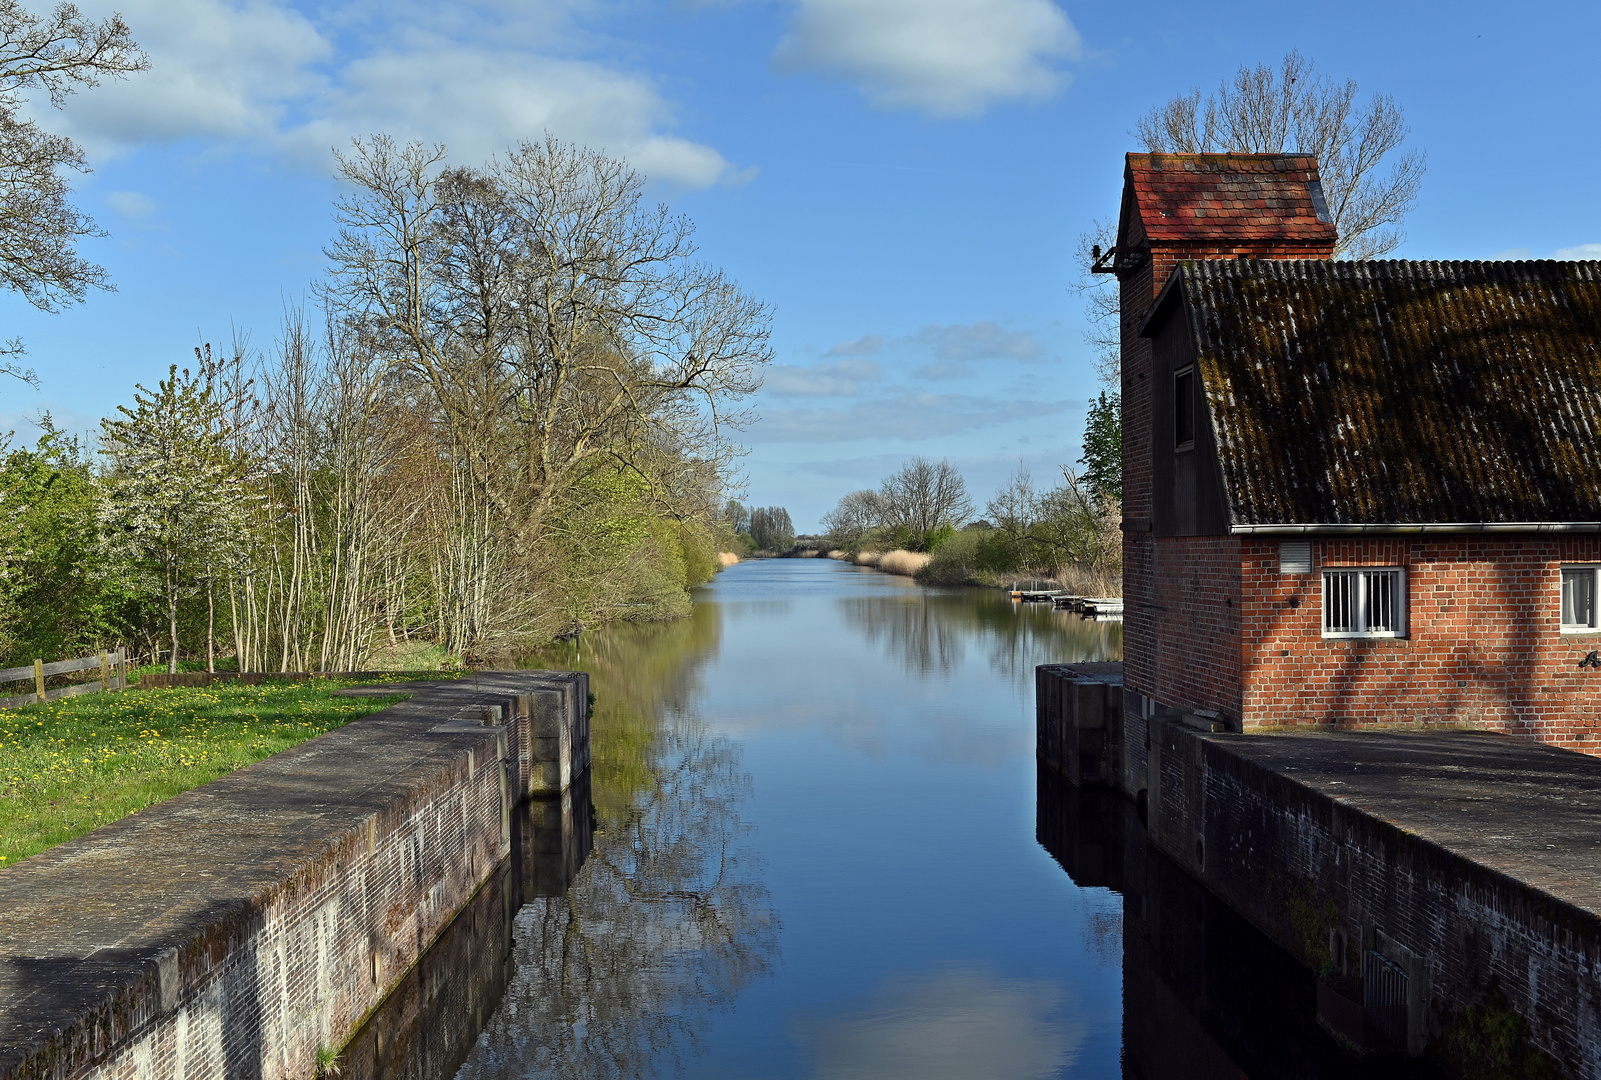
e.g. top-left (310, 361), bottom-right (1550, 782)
top-left (1051, 595), bottom-right (1124, 618)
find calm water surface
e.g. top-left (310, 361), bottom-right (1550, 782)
top-left (431, 558), bottom-right (1421, 1080)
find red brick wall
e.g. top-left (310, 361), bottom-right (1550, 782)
top-left (1144, 535), bottom-right (1244, 719)
top-left (1119, 222), bottom-right (1336, 708)
top-left (1240, 537), bottom-right (1601, 750)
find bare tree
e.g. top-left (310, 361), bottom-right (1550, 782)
top-left (1076, 51), bottom-right (1424, 389)
top-left (322, 134), bottom-right (771, 655)
top-left (0, 0), bottom-right (145, 377)
top-left (879, 457), bottom-right (972, 536)
top-left (1133, 49), bottom-right (1423, 259)
top-left (820, 488), bottom-right (884, 544)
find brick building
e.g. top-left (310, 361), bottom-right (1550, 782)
top-left (1110, 152), bottom-right (1601, 751)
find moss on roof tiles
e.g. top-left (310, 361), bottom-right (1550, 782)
top-left (1178, 259), bottom-right (1601, 526)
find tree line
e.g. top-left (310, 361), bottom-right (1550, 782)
top-left (819, 439), bottom-right (1121, 592)
top-left (1, 136), bottom-right (769, 672)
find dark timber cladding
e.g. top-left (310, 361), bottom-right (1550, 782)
top-left (1141, 259), bottom-right (1601, 531)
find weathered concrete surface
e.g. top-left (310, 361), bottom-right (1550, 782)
top-left (1150, 724), bottom-right (1601, 1077)
top-left (0, 671), bottom-right (586, 1080)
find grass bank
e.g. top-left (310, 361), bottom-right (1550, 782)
top-left (0, 679), bottom-right (409, 869)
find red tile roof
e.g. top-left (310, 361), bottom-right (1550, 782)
top-left (1123, 153), bottom-right (1338, 245)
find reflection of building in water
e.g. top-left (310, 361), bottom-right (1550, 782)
top-left (343, 771), bottom-right (596, 1080)
top-left (1035, 768), bottom-right (1439, 1080)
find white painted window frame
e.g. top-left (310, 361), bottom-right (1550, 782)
top-left (1560, 564), bottom-right (1601, 634)
top-left (1322, 567), bottom-right (1407, 639)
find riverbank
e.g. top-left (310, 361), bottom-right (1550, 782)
top-left (0, 679), bottom-right (407, 867)
top-left (826, 547), bottom-right (1121, 596)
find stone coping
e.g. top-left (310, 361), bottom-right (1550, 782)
top-left (0, 671), bottom-right (580, 1074)
top-left (1202, 728), bottom-right (1601, 917)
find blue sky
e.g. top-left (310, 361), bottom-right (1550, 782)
top-left (5, 0), bottom-right (1599, 531)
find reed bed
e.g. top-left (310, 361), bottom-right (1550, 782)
top-left (876, 550), bottom-right (932, 577)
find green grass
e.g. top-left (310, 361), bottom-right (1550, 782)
top-left (0, 679), bottom-right (407, 869)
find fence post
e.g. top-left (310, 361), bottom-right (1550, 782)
top-left (33, 658), bottom-right (45, 703)
top-left (100, 652), bottom-right (110, 692)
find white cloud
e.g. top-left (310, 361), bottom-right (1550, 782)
top-left (773, 0), bottom-right (1081, 118)
top-left (794, 968), bottom-right (1084, 1080)
top-left (751, 392), bottom-right (1068, 442)
top-left (51, 0), bottom-right (739, 188)
top-left (106, 191), bottom-right (158, 219)
top-left (52, 0), bottom-right (328, 151)
top-left (825, 333), bottom-right (885, 357)
top-left (915, 321), bottom-right (1042, 361)
top-left (765, 358), bottom-right (883, 397)
top-left (285, 46), bottom-right (733, 186)
top-left (1555, 244), bottom-right (1601, 260)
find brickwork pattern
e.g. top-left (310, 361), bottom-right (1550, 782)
top-left (84, 740), bottom-right (510, 1080)
top-left (0, 672), bottom-right (590, 1080)
top-left (1118, 174), bottom-right (1336, 709)
top-left (1240, 537), bottom-right (1601, 750)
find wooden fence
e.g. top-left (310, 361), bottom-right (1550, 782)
top-left (0, 648), bottom-right (128, 709)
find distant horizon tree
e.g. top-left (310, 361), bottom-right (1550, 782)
top-left (879, 457), bottom-right (972, 537)
top-left (748, 506), bottom-right (794, 551)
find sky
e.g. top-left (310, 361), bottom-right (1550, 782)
top-left (4, 0), bottom-right (1599, 532)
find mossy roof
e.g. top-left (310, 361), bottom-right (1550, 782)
top-left (1156, 259), bottom-right (1601, 527)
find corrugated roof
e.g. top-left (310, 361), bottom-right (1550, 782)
top-left (1123, 153), bottom-right (1338, 245)
top-left (1170, 259), bottom-right (1601, 527)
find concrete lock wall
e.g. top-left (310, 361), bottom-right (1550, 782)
top-left (1037, 663), bottom-right (1601, 1078)
top-left (0, 672), bottom-right (588, 1080)
top-left (1145, 721), bottom-right (1601, 1074)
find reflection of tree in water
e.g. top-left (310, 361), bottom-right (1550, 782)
top-left (464, 605), bottom-right (778, 1080)
top-left (841, 590), bottom-right (1121, 679)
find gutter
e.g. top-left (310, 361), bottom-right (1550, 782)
top-left (1230, 522), bottom-right (1601, 535)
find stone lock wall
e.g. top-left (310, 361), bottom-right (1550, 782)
top-left (1145, 722), bottom-right (1601, 1076)
top-left (0, 672), bottom-right (589, 1080)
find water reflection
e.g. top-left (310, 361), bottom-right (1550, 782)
top-left (457, 599), bottom-right (778, 1079)
top-left (792, 968), bottom-right (1086, 1080)
top-left (1035, 768), bottom-right (1444, 1080)
top-left (344, 772), bottom-right (594, 1080)
top-left (840, 588), bottom-right (1121, 681)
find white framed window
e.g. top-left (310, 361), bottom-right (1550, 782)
top-left (1323, 567), bottom-right (1407, 638)
top-left (1561, 566), bottom-right (1600, 632)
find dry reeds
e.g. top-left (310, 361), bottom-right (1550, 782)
top-left (854, 551), bottom-right (882, 566)
top-left (717, 552), bottom-right (740, 567)
top-left (876, 550), bottom-right (932, 577)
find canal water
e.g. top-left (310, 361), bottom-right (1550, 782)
top-left (367, 557), bottom-right (1439, 1078)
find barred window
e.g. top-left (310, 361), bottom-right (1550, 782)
top-left (1562, 566), bottom-right (1600, 632)
top-left (1323, 568), bottom-right (1406, 638)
